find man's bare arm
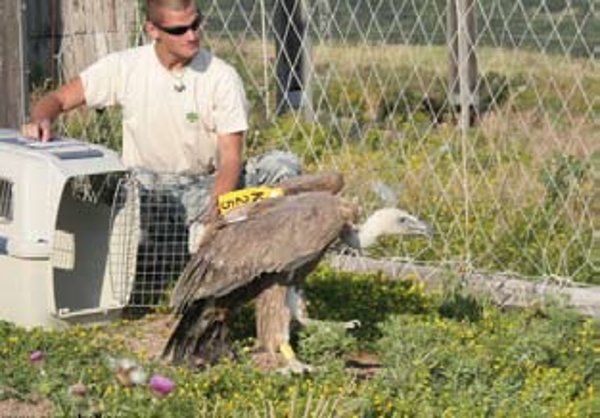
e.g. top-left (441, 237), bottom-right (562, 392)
top-left (21, 77), bottom-right (86, 141)
top-left (208, 131), bottom-right (244, 218)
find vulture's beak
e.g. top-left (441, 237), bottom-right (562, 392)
top-left (412, 219), bottom-right (434, 238)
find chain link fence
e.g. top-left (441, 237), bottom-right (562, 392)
top-left (53, 0), bottom-right (598, 288)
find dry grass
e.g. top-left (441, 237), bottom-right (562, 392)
top-left (0, 399), bottom-right (53, 418)
top-left (208, 38), bottom-right (599, 83)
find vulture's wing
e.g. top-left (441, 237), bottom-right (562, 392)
top-left (171, 192), bottom-right (351, 310)
top-left (277, 171), bottom-right (344, 195)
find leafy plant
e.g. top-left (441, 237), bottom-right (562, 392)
top-left (1, 271), bottom-right (599, 417)
top-left (540, 153), bottom-right (589, 206)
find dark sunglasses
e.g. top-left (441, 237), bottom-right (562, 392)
top-left (153, 14), bottom-right (203, 36)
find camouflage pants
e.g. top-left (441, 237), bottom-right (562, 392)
top-left (132, 150), bottom-right (302, 225)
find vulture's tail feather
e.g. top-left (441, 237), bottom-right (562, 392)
top-left (162, 300), bottom-right (233, 367)
top-left (170, 256), bottom-right (210, 309)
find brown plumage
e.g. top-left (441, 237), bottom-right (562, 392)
top-left (163, 173), bottom-right (353, 366)
top-left (163, 172), bottom-right (433, 370)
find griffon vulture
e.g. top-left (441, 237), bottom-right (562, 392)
top-left (163, 173), bottom-right (432, 371)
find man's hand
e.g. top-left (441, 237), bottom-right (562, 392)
top-left (21, 76), bottom-right (86, 142)
top-left (21, 119), bottom-right (53, 141)
top-left (202, 198), bottom-right (221, 224)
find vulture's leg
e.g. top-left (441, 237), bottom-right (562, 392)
top-left (255, 282), bottom-right (313, 374)
top-left (255, 284), bottom-right (290, 354)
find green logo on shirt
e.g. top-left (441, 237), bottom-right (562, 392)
top-left (186, 112), bottom-right (199, 123)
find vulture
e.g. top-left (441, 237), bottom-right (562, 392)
top-left (163, 172), bottom-right (433, 371)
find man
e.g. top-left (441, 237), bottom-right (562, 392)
top-left (22, 0), bottom-right (300, 223)
top-left (22, 0), bottom-right (300, 317)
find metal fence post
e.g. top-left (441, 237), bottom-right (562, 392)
top-left (259, 0), bottom-right (271, 119)
top-left (273, 0), bottom-right (312, 118)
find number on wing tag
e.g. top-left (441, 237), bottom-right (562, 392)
top-left (218, 186), bottom-right (284, 215)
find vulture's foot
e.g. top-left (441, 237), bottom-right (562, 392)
top-left (275, 343), bottom-right (313, 375)
top-left (300, 318), bottom-right (362, 331)
top-left (287, 287), bottom-right (361, 331)
top-left (277, 358), bottom-right (314, 375)
top-left (250, 348), bottom-right (313, 374)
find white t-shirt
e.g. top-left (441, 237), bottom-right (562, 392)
top-left (80, 44), bottom-right (248, 174)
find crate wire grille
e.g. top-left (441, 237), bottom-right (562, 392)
top-left (109, 175), bottom-right (192, 307)
top-left (0, 178), bottom-right (13, 221)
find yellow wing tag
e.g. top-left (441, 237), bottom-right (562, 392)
top-left (218, 186), bottom-right (284, 215)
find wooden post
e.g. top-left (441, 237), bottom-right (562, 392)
top-left (25, 0), bottom-right (139, 87)
top-left (593, 2), bottom-right (600, 58)
top-left (318, 0), bottom-right (332, 41)
top-left (447, 0), bottom-right (459, 113)
top-left (329, 255), bottom-right (600, 319)
top-left (0, 0), bottom-right (28, 128)
top-left (448, 0), bottom-right (478, 129)
top-left (55, 1), bottom-right (139, 82)
top-left (273, 0), bottom-right (312, 117)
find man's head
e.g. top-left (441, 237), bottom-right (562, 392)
top-left (145, 0), bottom-right (203, 64)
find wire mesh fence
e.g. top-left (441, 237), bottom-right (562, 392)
top-left (48, 0), bottom-right (598, 306)
top-left (107, 174), bottom-right (198, 307)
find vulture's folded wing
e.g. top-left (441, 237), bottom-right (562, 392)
top-left (171, 192), bottom-right (352, 310)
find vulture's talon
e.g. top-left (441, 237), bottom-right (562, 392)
top-left (277, 358), bottom-right (314, 375)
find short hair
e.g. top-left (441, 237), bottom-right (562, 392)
top-left (146, 0), bottom-right (196, 23)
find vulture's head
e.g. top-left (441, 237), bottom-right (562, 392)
top-left (364, 207), bottom-right (433, 237)
top-left (344, 207), bottom-right (433, 249)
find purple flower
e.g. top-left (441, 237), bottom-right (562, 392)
top-left (149, 375), bottom-right (175, 397)
top-left (29, 350), bottom-right (45, 363)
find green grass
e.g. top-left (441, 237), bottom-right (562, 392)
top-left (1, 267), bottom-right (598, 416)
